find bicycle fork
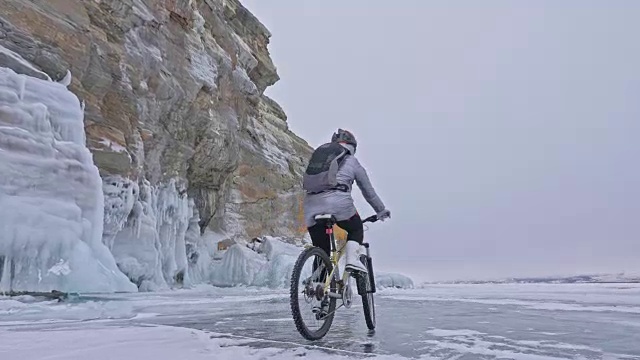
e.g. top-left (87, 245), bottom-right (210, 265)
top-left (362, 242), bottom-right (376, 294)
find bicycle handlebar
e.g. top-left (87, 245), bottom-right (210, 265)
top-left (363, 215), bottom-right (379, 223)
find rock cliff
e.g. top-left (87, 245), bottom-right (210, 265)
top-left (0, 0), bottom-right (311, 290)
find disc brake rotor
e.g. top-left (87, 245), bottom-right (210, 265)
top-left (303, 284), bottom-right (314, 304)
top-left (315, 284), bottom-right (325, 301)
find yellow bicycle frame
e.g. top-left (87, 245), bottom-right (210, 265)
top-left (321, 227), bottom-right (351, 294)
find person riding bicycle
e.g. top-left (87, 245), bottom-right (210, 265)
top-left (303, 129), bottom-right (391, 274)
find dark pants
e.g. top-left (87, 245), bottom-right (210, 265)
top-left (306, 213), bottom-right (364, 284)
top-left (307, 213), bottom-right (364, 257)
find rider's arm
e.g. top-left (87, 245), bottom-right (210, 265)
top-left (352, 158), bottom-right (386, 214)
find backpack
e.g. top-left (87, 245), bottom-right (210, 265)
top-left (302, 142), bottom-right (349, 193)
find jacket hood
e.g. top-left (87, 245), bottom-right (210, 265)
top-left (339, 143), bottom-right (356, 155)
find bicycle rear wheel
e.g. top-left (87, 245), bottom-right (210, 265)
top-left (289, 247), bottom-right (337, 340)
top-left (357, 255), bottom-right (376, 330)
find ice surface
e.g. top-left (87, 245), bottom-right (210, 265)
top-left (430, 271), bottom-right (640, 285)
top-left (1, 284), bottom-right (639, 359)
top-left (387, 283), bottom-right (640, 313)
top-left (0, 324), bottom-right (409, 360)
top-left (426, 329), bottom-right (484, 337)
top-left (0, 66), bottom-right (136, 293)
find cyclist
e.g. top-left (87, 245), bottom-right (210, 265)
top-left (303, 129), bottom-right (391, 274)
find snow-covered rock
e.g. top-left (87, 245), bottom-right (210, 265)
top-left (0, 66), bottom-right (136, 293)
top-left (209, 237), bottom-right (298, 288)
top-left (210, 245), bottom-right (268, 287)
top-left (208, 237), bottom-right (414, 290)
top-left (376, 272), bottom-right (415, 289)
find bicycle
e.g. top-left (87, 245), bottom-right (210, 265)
top-left (289, 213), bottom-right (380, 340)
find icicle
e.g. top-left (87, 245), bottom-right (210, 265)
top-left (0, 67), bottom-right (136, 293)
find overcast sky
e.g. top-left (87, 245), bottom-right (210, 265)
top-left (242, 0), bottom-right (640, 282)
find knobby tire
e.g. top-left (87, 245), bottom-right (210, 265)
top-left (289, 247), bottom-right (336, 340)
top-left (357, 255), bottom-right (376, 330)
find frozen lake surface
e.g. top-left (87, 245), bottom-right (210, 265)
top-left (1, 283), bottom-right (639, 359)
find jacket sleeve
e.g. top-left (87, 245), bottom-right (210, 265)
top-left (353, 157), bottom-right (386, 213)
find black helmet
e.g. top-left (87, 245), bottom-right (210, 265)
top-left (331, 129), bottom-right (357, 148)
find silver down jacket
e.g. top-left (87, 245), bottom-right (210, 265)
top-left (303, 145), bottom-right (385, 227)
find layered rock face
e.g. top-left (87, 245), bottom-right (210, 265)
top-left (0, 0), bottom-right (311, 290)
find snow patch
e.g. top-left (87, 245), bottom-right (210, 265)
top-left (421, 326), bottom-right (608, 360)
top-left (57, 70), bottom-right (72, 87)
top-left (123, 28), bottom-right (163, 77)
top-left (232, 33), bottom-right (259, 71)
top-left (247, 116), bottom-right (292, 173)
top-left (0, 325), bottom-right (410, 360)
top-left (386, 294), bottom-right (640, 314)
top-left (192, 7), bottom-right (206, 34)
top-left (232, 66), bottom-right (258, 95)
top-left (97, 137), bottom-right (128, 153)
top-left (0, 66), bottom-right (136, 293)
top-left (420, 338), bottom-right (574, 360)
top-left (186, 31), bottom-right (218, 91)
top-left (131, 0), bottom-right (156, 22)
top-left (426, 328), bottom-right (485, 337)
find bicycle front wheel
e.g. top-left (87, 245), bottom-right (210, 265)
top-left (357, 255), bottom-right (376, 330)
top-left (289, 246), bottom-right (337, 340)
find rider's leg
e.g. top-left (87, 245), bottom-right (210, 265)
top-left (308, 223), bottom-right (331, 256)
top-left (307, 223), bottom-right (331, 281)
top-left (307, 222), bottom-right (332, 316)
top-left (336, 214), bottom-right (367, 273)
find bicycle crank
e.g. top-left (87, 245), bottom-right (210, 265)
top-left (342, 282), bottom-right (353, 308)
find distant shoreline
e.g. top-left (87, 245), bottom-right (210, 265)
top-left (422, 281), bottom-right (640, 285)
top-left (420, 273), bottom-right (640, 285)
